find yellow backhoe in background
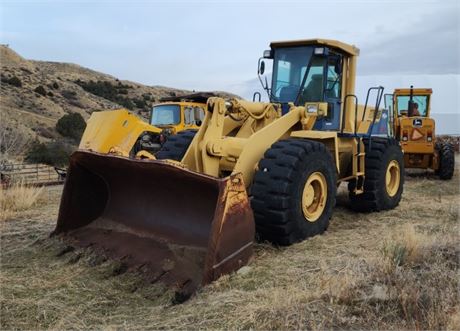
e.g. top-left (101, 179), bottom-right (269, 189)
top-left (53, 39), bottom-right (404, 300)
top-left (79, 94), bottom-right (208, 158)
top-left (385, 87), bottom-right (454, 179)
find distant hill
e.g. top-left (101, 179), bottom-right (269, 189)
top-left (0, 45), bottom-right (236, 157)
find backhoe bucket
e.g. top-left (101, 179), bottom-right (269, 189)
top-left (53, 151), bottom-right (254, 296)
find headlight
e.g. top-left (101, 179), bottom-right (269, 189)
top-left (314, 47), bottom-right (325, 55)
top-left (306, 105), bottom-right (318, 113)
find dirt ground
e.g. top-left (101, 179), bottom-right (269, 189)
top-left (1, 160), bottom-right (459, 330)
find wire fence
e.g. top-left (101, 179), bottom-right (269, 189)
top-left (1, 163), bottom-right (65, 187)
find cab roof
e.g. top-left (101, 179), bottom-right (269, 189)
top-left (159, 92), bottom-right (217, 104)
top-left (270, 38), bottom-right (359, 56)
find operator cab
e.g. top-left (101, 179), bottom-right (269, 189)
top-left (258, 39), bottom-right (358, 131)
top-left (395, 94), bottom-right (430, 118)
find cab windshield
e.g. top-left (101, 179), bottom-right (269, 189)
top-left (151, 104), bottom-right (181, 126)
top-left (396, 95), bottom-right (429, 117)
top-left (271, 46), bottom-right (324, 104)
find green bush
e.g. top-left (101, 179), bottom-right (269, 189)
top-left (61, 90), bottom-right (77, 100)
top-left (1, 75), bottom-right (22, 87)
top-left (74, 80), bottom-right (137, 110)
top-left (25, 140), bottom-right (74, 167)
top-left (56, 113), bottom-right (86, 141)
top-left (133, 98), bottom-right (146, 109)
top-left (34, 85), bottom-right (47, 96)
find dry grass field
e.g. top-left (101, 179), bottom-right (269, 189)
top-left (1, 160), bottom-right (459, 330)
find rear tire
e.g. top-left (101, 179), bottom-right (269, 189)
top-left (436, 142), bottom-right (454, 180)
top-left (349, 138), bottom-right (404, 212)
top-left (156, 130), bottom-right (197, 161)
top-left (251, 139), bottom-right (337, 246)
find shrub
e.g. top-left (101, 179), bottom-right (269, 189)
top-left (52, 82), bottom-right (59, 89)
top-left (35, 126), bottom-right (56, 139)
top-left (61, 90), bottom-right (77, 100)
top-left (74, 80), bottom-right (137, 110)
top-left (381, 224), bottom-right (425, 269)
top-left (25, 140), bottom-right (74, 167)
top-left (1, 75), bottom-right (22, 87)
top-left (56, 113), bottom-right (86, 141)
top-left (118, 98), bottom-right (134, 110)
top-left (34, 85), bottom-right (47, 96)
top-left (68, 99), bottom-right (85, 108)
top-left (133, 98), bottom-right (146, 109)
top-left (20, 67), bottom-right (33, 74)
top-left (0, 182), bottom-right (44, 221)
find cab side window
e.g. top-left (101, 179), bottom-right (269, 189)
top-left (194, 107), bottom-right (205, 126)
top-left (184, 106), bottom-right (205, 125)
top-left (184, 107), bottom-right (194, 125)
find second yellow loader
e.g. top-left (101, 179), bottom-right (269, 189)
top-left (78, 93), bottom-right (209, 158)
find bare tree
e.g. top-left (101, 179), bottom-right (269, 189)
top-left (0, 113), bottom-right (30, 169)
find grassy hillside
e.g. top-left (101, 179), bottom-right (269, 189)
top-left (0, 45), bottom-right (235, 160)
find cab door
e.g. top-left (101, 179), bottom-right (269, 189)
top-left (314, 55), bottom-right (342, 131)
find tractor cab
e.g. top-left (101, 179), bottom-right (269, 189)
top-left (259, 40), bottom-right (349, 131)
top-left (392, 87), bottom-right (431, 118)
top-left (389, 87), bottom-right (437, 163)
top-left (257, 39), bottom-right (386, 137)
top-left (150, 102), bottom-right (205, 130)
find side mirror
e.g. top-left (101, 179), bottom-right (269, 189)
top-left (259, 60), bottom-right (265, 75)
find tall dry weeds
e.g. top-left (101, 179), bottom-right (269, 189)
top-left (0, 181), bottom-right (44, 221)
top-left (370, 225), bottom-right (459, 329)
top-left (381, 224), bottom-right (429, 270)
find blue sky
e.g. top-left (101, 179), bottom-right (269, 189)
top-left (1, 0), bottom-right (459, 132)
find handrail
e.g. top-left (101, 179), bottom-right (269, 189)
top-left (342, 94), bottom-right (359, 135)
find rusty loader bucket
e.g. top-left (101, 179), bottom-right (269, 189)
top-left (53, 151), bottom-right (254, 297)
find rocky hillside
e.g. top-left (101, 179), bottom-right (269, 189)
top-left (0, 45), bottom-right (234, 157)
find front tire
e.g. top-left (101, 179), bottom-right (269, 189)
top-left (251, 139), bottom-right (337, 246)
top-left (436, 142), bottom-right (454, 180)
top-left (349, 138), bottom-right (404, 212)
top-left (155, 130), bottom-right (197, 161)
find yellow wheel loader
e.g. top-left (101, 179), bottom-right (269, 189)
top-left (385, 87), bottom-right (455, 179)
top-left (79, 94), bottom-right (208, 158)
top-left (53, 39), bottom-right (404, 299)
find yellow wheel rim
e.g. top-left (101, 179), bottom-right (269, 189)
top-left (385, 160), bottom-right (400, 197)
top-left (302, 172), bottom-right (327, 222)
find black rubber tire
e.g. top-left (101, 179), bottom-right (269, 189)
top-left (251, 139), bottom-right (337, 246)
top-left (349, 137), bottom-right (404, 212)
top-left (155, 130), bottom-right (197, 161)
top-left (436, 142), bottom-right (455, 180)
